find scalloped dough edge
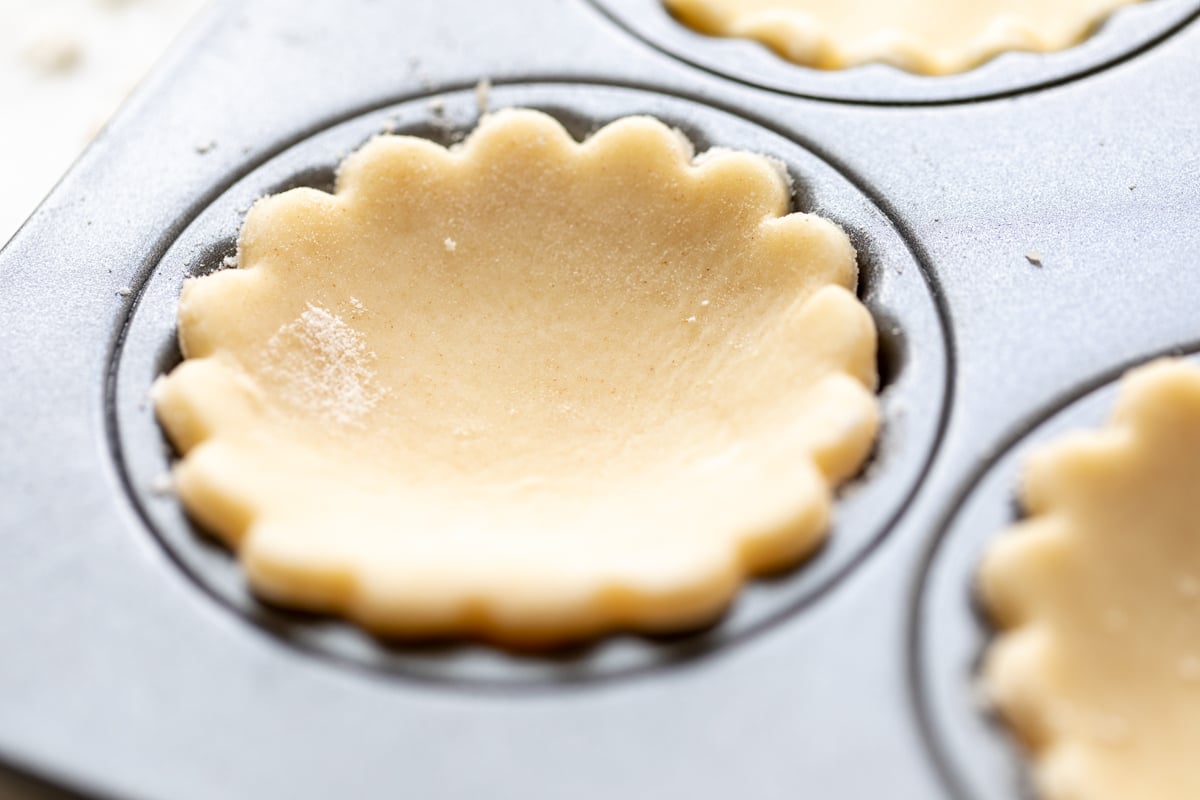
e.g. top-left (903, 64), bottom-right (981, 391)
top-left (978, 358), bottom-right (1200, 798)
top-left (155, 109), bottom-right (881, 646)
top-left (665, 0), bottom-right (1146, 76)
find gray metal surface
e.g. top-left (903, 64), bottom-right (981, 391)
top-left (0, 0), bottom-right (1197, 798)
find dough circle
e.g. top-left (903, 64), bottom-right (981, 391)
top-left (980, 359), bottom-right (1200, 799)
top-left (664, 0), bottom-right (1146, 75)
top-left (154, 109), bottom-right (880, 645)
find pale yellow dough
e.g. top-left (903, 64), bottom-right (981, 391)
top-left (154, 109), bottom-right (880, 645)
top-left (665, 0), bottom-right (1145, 75)
top-left (981, 359), bottom-right (1200, 800)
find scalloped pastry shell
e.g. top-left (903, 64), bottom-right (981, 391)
top-left (153, 108), bottom-right (880, 645)
top-left (665, 0), bottom-right (1145, 75)
top-left (980, 359), bottom-right (1200, 799)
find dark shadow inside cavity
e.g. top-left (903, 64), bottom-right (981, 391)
top-left (152, 336), bottom-right (183, 382)
top-left (788, 181), bottom-right (815, 216)
top-left (532, 104), bottom-right (608, 143)
top-left (521, 104), bottom-right (721, 154)
top-left (396, 121), bottom-right (470, 149)
top-left (841, 221), bottom-right (881, 299)
top-left (188, 235), bottom-right (239, 278)
top-left (875, 314), bottom-right (907, 396)
top-left (966, 639), bottom-right (1037, 800)
top-left (964, 501), bottom-right (1048, 800)
top-left (186, 545), bottom-right (739, 676)
top-left (839, 219), bottom-right (906, 396)
top-left (265, 164), bottom-right (338, 197)
top-left (358, 609), bottom-right (729, 664)
top-left (833, 310), bottom-right (905, 497)
top-left (654, 117), bottom-right (718, 154)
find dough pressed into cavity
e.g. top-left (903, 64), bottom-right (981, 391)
top-left (664, 0), bottom-right (1145, 75)
top-left (980, 359), bottom-right (1200, 800)
top-left (154, 108), bottom-right (880, 645)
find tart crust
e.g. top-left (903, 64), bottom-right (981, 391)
top-left (981, 359), bottom-right (1200, 799)
top-left (665, 0), bottom-right (1145, 75)
top-left (154, 109), bottom-right (880, 645)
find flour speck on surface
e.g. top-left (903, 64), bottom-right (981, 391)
top-left (265, 304), bottom-right (384, 425)
top-left (475, 77), bottom-right (491, 115)
top-left (22, 26), bottom-right (82, 74)
top-left (149, 472), bottom-right (174, 496)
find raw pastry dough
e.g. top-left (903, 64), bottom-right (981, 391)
top-left (980, 359), bottom-right (1200, 800)
top-left (154, 109), bottom-right (879, 645)
top-left (664, 0), bottom-right (1145, 75)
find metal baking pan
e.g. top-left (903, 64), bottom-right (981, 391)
top-left (2, 0), bottom-right (1198, 797)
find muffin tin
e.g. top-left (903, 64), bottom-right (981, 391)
top-left (1, 0), bottom-right (1198, 797)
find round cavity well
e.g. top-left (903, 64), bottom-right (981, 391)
top-left (112, 83), bottom-right (949, 687)
top-left (913, 347), bottom-right (1200, 799)
top-left (589, 0), bottom-right (1200, 104)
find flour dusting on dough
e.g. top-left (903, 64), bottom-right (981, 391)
top-left (265, 304), bottom-right (383, 425)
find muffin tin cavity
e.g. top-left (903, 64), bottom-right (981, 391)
top-left (589, 0), bottom-right (1200, 104)
top-left (912, 347), bottom-right (1200, 800)
top-left (111, 83), bottom-right (948, 687)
